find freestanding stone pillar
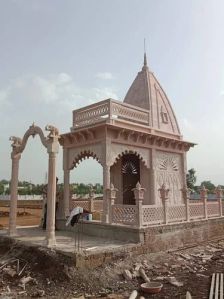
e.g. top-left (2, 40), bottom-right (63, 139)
top-left (46, 132), bottom-right (59, 247)
top-left (9, 153), bottom-right (21, 236)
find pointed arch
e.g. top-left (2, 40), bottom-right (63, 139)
top-left (70, 149), bottom-right (103, 169)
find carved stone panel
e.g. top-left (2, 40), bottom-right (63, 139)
top-left (155, 151), bottom-right (183, 205)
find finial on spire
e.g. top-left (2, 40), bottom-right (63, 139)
top-left (142, 38), bottom-right (148, 70)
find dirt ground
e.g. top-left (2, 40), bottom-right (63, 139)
top-left (0, 207), bottom-right (42, 228)
top-left (0, 234), bottom-right (224, 299)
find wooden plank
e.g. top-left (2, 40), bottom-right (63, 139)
top-left (220, 273), bottom-right (223, 299)
top-left (215, 273), bottom-right (219, 299)
top-left (209, 273), bottom-right (216, 299)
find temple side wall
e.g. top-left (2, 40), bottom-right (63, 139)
top-left (60, 218), bottom-right (224, 268)
top-left (57, 218), bottom-right (224, 248)
top-left (143, 218), bottom-right (224, 252)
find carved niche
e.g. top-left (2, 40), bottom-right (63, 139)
top-left (155, 151), bottom-right (183, 205)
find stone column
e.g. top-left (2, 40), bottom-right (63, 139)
top-left (132, 182), bottom-right (145, 228)
top-left (9, 153), bottom-right (21, 236)
top-left (182, 187), bottom-right (191, 222)
top-left (200, 185), bottom-right (208, 220)
top-left (215, 186), bottom-right (223, 217)
top-left (103, 164), bottom-right (110, 223)
top-left (107, 183), bottom-right (118, 224)
top-left (159, 184), bottom-right (169, 224)
top-left (63, 168), bottom-right (70, 217)
top-left (150, 149), bottom-right (156, 204)
top-left (46, 135), bottom-right (59, 247)
top-left (89, 186), bottom-right (95, 212)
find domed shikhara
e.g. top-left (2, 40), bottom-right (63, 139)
top-left (124, 53), bottom-right (181, 137)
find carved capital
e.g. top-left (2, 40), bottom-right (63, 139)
top-left (200, 185), bottom-right (208, 198)
top-left (215, 186), bottom-right (223, 198)
top-left (159, 183), bottom-right (170, 202)
top-left (45, 125), bottom-right (60, 139)
top-left (107, 183), bottom-right (118, 200)
top-left (132, 182), bottom-right (146, 201)
top-left (181, 187), bottom-right (191, 201)
top-left (9, 136), bottom-right (22, 149)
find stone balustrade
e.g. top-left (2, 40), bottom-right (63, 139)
top-left (72, 98), bottom-right (150, 129)
top-left (107, 184), bottom-right (224, 228)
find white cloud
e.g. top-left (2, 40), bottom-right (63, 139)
top-left (180, 117), bottom-right (194, 131)
top-left (0, 88), bottom-right (11, 105)
top-left (0, 72), bottom-right (119, 183)
top-left (0, 73), bottom-right (118, 109)
top-left (95, 72), bottom-right (114, 80)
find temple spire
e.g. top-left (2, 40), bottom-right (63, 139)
top-left (144, 52), bottom-right (147, 67)
top-left (142, 38), bottom-right (148, 70)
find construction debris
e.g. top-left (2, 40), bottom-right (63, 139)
top-left (128, 290), bottom-right (138, 299)
top-left (167, 276), bottom-right (184, 287)
top-left (123, 269), bottom-right (132, 281)
top-left (1, 236), bottom-right (224, 298)
top-left (139, 267), bottom-right (150, 283)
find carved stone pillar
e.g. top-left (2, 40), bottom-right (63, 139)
top-left (182, 187), bottom-right (191, 222)
top-left (46, 134), bottom-right (59, 247)
top-left (89, 186), bottom-right (95, 212)
top-left (200, 185), bottom-right (208, 220)
top-left (215, 186), bottom-right (223, 217)
top-left (63, 168), bottom-right (70, 218)
top-left (107, 183), bottom-right (118, 224)
top-left (159, 184), bottom-right (169, 224)
top-left (103, 164), bottom-right (110, 223)
top-left (150, 149), bottom-right (156, 204)
top-left (132, 182), bottom-right (145, 228)
top-left (9, 153), bottom-right (21, 236)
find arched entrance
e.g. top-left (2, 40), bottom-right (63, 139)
top-left (62, 151), bottom-right (103, 221)
top-left (9, 124), bottom-right (60, 247)
top-left (122, 154), bottom-right (140, 205)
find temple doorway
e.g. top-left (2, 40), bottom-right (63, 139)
top-left (122, 154), bottom-right (140, 205)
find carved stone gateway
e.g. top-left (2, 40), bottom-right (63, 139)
top-left (9, 124), bottom-right (60, 247)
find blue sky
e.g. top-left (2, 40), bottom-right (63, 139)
top-left (0, 0), bottom-right (224, 185)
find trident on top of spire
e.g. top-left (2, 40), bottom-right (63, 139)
top-left (142, 38), bottom-right (148, 70)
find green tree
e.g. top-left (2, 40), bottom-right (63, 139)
top-left (186, 168), bottom-right (197, 190)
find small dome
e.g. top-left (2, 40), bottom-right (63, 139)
top-left (124, 54), bottom-right (181, 136)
